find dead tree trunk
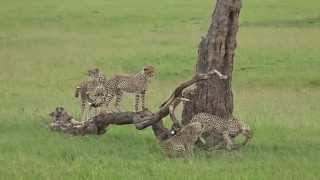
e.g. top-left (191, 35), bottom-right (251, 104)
top-left (182, 0), bottom-right (242, 124)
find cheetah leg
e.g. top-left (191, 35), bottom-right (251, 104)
top-left (231, 142), bottom-right (242, 150)
top-left (135, 94), bottom-right (140, 112)
top-left (80, 101), bottom-right (86, 121)
top-left (184, 145), bottom-right (194, 157)
top-left (222, 131), bottom-right (234, 151)
top-left (86, 105), bottom-right (92, 121)
top-left (94, 107), bottom-right (99, 116)
top-left (211, 141), bottom-right (225, 150)
top-left (104, 93), bottom-right (114, 113)
top-left (115, 91), bottom-right (123, 112)
top-left (100, 96), bottom-right (106, 113)
top-left (141, 91), bottom-right (147, 111)
top-left (241, 131), bottom-right (252, 146)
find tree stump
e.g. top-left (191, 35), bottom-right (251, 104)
top-left (182, 0), bottom-right (242, 146)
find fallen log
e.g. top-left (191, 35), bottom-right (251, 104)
top-left (49, 107), bottom-right (172, 141)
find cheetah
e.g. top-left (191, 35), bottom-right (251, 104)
top-left (190, 113), bottom-right (252, 150)
top-left (92, 65), bottom-right (155, 112)
top-left (161, 122), bottom-right (203, 158)
top-left (49, 107), bottom-right (72, 124)
top-left (49, 107), bottom-right (98, 135)
top-left (49, 107), bottom-right (83, 132)
top-left (75, 68), bottom-right (106, 120)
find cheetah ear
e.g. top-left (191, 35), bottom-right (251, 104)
top-left (56, 107), bottom-right (64, 113)
top-left (94, 68), bottom-right (100, 73)
top-left (88, 69), bottom-right (96, 76)
top-left (143, 65), bottom-right (154, 71)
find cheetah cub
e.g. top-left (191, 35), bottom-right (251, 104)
top-left (100, 65), bottom-right (155, 112)
top-left (75, 68), bottom-right (106, 121)
top-left (191, 113), bottom-right (252, 150)
top-left (161, 122), bottom-right (203, 158)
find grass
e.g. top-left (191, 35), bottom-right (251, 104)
top-left (0, 0), bottom-right (320, 179)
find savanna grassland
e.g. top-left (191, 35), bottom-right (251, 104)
top-left (0, 0), bottom-right (319, 179)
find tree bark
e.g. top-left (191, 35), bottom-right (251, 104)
top-left (182, 0), bottom-right (242, 124)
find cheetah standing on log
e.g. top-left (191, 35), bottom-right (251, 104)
top-left (190, 113), bottom-right (252, 150)
top-left (96, 65), bottom-right (155, 112)
top-left (75, 68), bottom-right (106, 120)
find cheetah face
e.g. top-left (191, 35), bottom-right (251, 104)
top-left (49, 107), bottom-right (64, 118)
top-left (88, 96), bottom-right (105, 107)
top-left (242, 126), bottom-right (252, 139)
top-left (143, 65), bottom-right (155, 77)
top-left (97, 75), bottom-right (106, 83)
top-left (193, 122), bottom-right (204, 135)
top-left (49, 107), bottom-right (72, 122)
top-left (88, 68), bottom-right (101, 78)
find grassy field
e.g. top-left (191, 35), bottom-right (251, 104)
top-left (0, 0), bottom-right (320, 179)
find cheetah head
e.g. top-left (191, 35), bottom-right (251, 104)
top-left (191, 122), bottom-right (203, 135)
top-left (49, 107), bottom-right (73, 123)
top-left (143, 65), bottom-right (155, 78)
top-left (88, 68), bottom-right (101, 79)
top-left (239, 121), bottom-right (252, 145)
top-left (96, 73), bottom-right (106, 83)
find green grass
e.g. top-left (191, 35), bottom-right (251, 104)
top-left (0, 0), bottom-right (320, 179)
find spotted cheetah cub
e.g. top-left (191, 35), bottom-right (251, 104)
top-left (190, 113), bottom-right (252, 150)
top-left (100, 65), bottom-right (155, 112)
top-left (49, 107), bottom-right (84, 132)
top-left (161, 122), bottom-right (203, 158)
top-left (75, 68), bottom-right (106, 120)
